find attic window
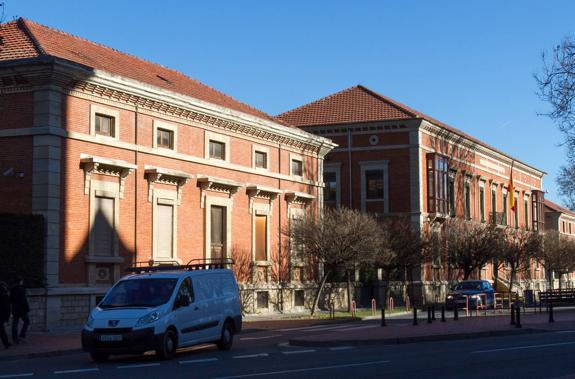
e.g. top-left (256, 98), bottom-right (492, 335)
top-left (156, 75), bottom-right (171, 84)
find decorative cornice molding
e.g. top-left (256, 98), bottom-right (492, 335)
top-left (144, 166), bottom-right (192, 205)
top-left (80, 154), bottom-right (136, 198)
top-left (197, 175), bottom-right (243, 208)
top-left (246, 184), bottom-right (283, 214)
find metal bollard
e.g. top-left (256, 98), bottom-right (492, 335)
top-left (454, 304), bottom-right (459, 321)
top-left (427, 306), bottom-right (432, 324)
top-left (441, 305), bottom-right (446, 322)
top-left (432, 305), bottom-right (436, 320)
top-left (510, 303), bottom-right (516, 325)
top-left (549, 302), bottom-right (555, 323)
top-left (413, 306), bottom-right (418, 326)
top-left (515, 304), bottom-right (522, 328)
top-left (381, 307), bottom-right (386, 327)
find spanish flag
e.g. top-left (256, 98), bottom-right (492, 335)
top-left (509, 161), bottom-right (515, 212)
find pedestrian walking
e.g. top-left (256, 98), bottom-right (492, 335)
top-left (10, 277), bottom-right (30, 344)
top-left (0, 282), bottom-right (11, 349)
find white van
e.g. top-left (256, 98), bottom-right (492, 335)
top-left (81, 261), bottom-right (242, 361)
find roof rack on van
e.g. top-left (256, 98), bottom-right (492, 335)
top-left (125, 258), bottom-right (234, 274)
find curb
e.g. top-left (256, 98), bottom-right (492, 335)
top-left (289, 328), bottom-right (548, 347)
top-left (0, 348), bottom-right (83, 362)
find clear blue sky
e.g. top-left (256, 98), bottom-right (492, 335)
top-left (4, 0), bottom-right (573, 204)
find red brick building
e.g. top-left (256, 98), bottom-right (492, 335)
top-left (279, 85), bottom-right (548, 302)
top-left (544, 199), bottom-right (575, 288)
top-left (0, 19), bottom-right (335, 329)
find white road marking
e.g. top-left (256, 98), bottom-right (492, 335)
top-left (214, 360), bottom-right (390, 378)
top-left (117, 363), bottom-right (161, 369)
top-left (179, 358), bottom-right (219, 364)
top-left (240, 334), bottom-right (282, 341)
top-left (282, 349), bottom-right (316, 355)
top-left (0, 374), bottom-right (34, 378)
top-left (277, 324), bottom-right (350, 332)
top-left (54, 368), bottom-right (99, 375)
top-left (232, 353), bottom-right (269, 359)
top-left (471, 341), bottom-right (575, 354)
top-left (329, 346), bottom-right (355, 351)
top-left (337, 325), bottom-right (378, 332)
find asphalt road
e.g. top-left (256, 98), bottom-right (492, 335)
top-left (1, 320), bottom-right (574, 378)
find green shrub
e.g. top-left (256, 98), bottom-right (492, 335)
top-left (0, 213), bottom-right (45, 288)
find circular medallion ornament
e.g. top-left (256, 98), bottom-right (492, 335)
top-left (369, 135), bottom-right (379, 145)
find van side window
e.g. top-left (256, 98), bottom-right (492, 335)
top-left (177, 278), bottom-right (194, 305)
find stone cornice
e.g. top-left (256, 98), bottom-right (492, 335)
top-left (1, 58), bottom-right (336, 157)
top-left (420, 120), bottom-right (545, 179)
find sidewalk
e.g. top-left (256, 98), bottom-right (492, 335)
top-left (1, 309), bottom-right (573, 361)
top-left (289, 309), bottom-right (575, 347)
top-left (0, 317), bottom-right (353, 361)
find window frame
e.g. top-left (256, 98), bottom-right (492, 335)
top-left (252, 203), bottom-right (271, 263)
top-left (323, 164), bottom-right (341, 208)
top-left (209, 140), bottom-right (226, 160)
top-left (205, 131), bottom-right (230, 163)
top-left (426, 153), bottom-right (449, 215)
top-left (153, 120), bottom-right (178, 152)
top-left (290, 154), bottom-right (304, 178)
top-left (252, 145), bottom-right (269, 171)
top-left (479, 182), bottom-right (485, 223)
top-left (152, 189), bottom-right (179, 264)
top-left (360, 161), bottom-right (389, 213)
top-left (95, 113), bottom-right (115, 137)
top-left (204, 195), bottom-right (233, 260)
top-left (90, 105), bottom-right (120, 141)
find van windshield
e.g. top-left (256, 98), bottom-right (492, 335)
top-left (454, 282), bottom-right (483, 291)
top-left (99, 278), bottom-right (178, 309)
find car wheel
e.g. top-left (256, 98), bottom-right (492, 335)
top-left (216, 321), bottom-right (234, 351)
top-left (90, 352), bottom-right (109, 362)
top-left (156, 329), bottom-right (177, 360)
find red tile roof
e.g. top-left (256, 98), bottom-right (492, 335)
top-left (278, 85), bottom-right (545, 174)
top-left (545, 199), bottom-right (575, 218)
top-left (0, 18), bottom-right (279, 123)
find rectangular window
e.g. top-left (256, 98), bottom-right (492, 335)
top-left (532, 190), bottom-right (545, 231)
top-left (491, 188), bottom-right (497, 222)
top-left (210, 205), bottom-right (226, 259)
top-left (464, 181), bottom-right (471, 220)
top-left (95, 114), bottom-right (115, 137)
top-left (365, 169), bottom-right (384, 200)
top-left (157, 128), bottom-right (174, 149)
top-left (479, 186), bottom-right (485, 223)
top-left (324, 172), bottom-right (337, 202)
top-left (156, 204), bottom-right (174, 259)
top-left (255, 215), bottom-right (267, 261)
top-left (294, 290), bottom-right (305, 307)
top-left (291, 159), bottom-right (303, 177)
top-left (254, 151), bottom-right (267, 169)
top-left (427, 154), bottom-right (449, 214)
top-left (524, 198), bottom-right (529, 230)
top-left (209, 140), bottom-right (226, 160)
top-left (502, 193), bottom-right (508, 226)
top-left (93, 196), bottom-right (115, 256)
top-left (256, 291), bottom-right (269, 309)
top-left (514, 198), bottom-right (519, 228)
top-left (449, 176), bottom-right (456, 217)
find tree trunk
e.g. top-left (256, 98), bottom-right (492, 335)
top-left (509, 266), bottom-right (516, 294)
top-left (346, 270), bottom-right (352, 312)
top-left (311, 271), bottom-right (329, 316)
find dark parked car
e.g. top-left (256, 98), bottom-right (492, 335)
top-left (445, 280), bottom-right (494, 310)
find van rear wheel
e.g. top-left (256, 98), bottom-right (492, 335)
top-left (217, 321), bottom-right (234, 350)
top-left (156, 329), bottom-right (177, 360)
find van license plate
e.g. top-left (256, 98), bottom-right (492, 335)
top-left (99, 334), bottom-right (122, 342)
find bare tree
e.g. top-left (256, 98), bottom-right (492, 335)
top-left (537, 231), bottom-right (575, 289)
top-left (289, 207), bottom-right (380, 315)
top-left (497, 228), bottom-right (541, 293)
top-left (536, 37), bottom-right (575, 209)
top-left (441, 218), bottom-right (502, 280)
top-left (375, 217), bottom-right (427, 306)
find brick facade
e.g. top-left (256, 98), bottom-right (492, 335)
top-left (0, 18), bottom-right (335, 330)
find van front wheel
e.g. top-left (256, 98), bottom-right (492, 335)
top-left (216, 321), bottom-right (234, 350)
top-left (156, 329), bottom-right (177, 360)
